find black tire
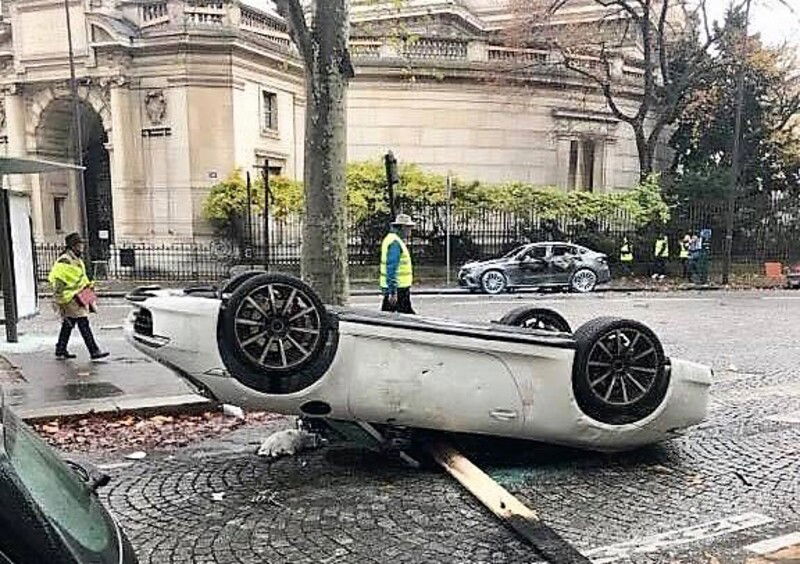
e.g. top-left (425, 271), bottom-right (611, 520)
top-left (497, 307), bottom-right (572, 333)
top-left (217, 273), bottom-right (338, 394)
top-left (572, 317), bottom-right (669, 425)
top-left (218, 269), bottom-right (265, 299)
top-left (481, 270), bottom-right (507, 295)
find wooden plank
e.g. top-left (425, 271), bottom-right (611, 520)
top-left (427, 441), bottom-right (590, 564)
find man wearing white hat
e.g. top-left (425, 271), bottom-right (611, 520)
top-left (380, 213), bottom-right (416, 314)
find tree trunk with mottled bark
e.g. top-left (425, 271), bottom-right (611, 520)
top-left (276, 0), bottom-right (352, 305)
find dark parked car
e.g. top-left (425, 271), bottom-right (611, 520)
top-left (0, 393), bottom-right (137, 564)
top-left (786, 264), bottom-right (800, 289)
top-left (458, 242), bottom-right (611, 294)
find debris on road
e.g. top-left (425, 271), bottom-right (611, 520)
top-left (256, 428), bottom-right (322, 459)
top-left (125, 451), bottom-right (147, 460)
top-left (211, 492), bottom-right (226, 502)
top-left (222, 404), bottom-right (245, 420)
top-left (32, 409), bottom-right (283, 454)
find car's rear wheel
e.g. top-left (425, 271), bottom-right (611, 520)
top-left (218, 273), bottom-right (338, 394)
top-left (572, 317), bottom-right (669, 425)
top-left (570, 268), bottom-right (598, 293)
top-left (497, 307), bottom-right (571, 333)
top-left (481, 270), bottom-right (507, 294)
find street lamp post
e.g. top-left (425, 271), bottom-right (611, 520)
top-left (262, 161), bottom-right (271, 271)
top-left (64, 0), bottom-right (89, 248)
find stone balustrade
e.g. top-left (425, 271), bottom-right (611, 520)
top-left (133, 0), bottom-right (287, 43)
top-left (239, 4), bottom-right (292, 50)
top-left (139, 1), bottom-right (168, 29)
top-left (127, 2), bottom-right (643, 82)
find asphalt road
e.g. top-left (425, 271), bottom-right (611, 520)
top-left (23, 291), bottom-right (800, 562)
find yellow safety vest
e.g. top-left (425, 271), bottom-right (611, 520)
top-left (380, 232), bottom-right (413, 289)
top-left (620, 242), bottom-right (633, 263)
top-left (654, 238), bottom-right (669, 258)
top-left (679, 242), bottom-right (690, 259)
top-left (48, 253), bottom-right (91, 305)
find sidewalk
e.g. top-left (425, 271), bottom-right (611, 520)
top-left (0, 323), bottom-right (210, 422)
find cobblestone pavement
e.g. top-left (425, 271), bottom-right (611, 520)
top-left (96, 290), bottom-right (799, 563)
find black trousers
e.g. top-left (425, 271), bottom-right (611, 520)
top-left (56, 317), bottom-right (100, 355)
top-left (654, 257), bottom-right (667, 276)
top-left (381, 287), bottom-right (415, 314)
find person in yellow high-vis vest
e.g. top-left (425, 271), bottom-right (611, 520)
top-left (679, 234), bottom-right (691, 280)
top-left (48, 233), bottom-right (109, 361)
top-left (380, 214), bottom-right (416, 314)
top-left (652, 234), bottom-right (669, 280)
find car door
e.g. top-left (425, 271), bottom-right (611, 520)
top-left (548, 244), bottom-right (580, 284)
top-left (517, 245), bottom-right (550, 286)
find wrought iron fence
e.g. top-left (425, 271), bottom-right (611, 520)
top-left (35, 196), bottom-right (800, 282)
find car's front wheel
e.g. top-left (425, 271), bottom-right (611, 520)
top-left (481, 270), bottom-right (507, 294)
top-left (217, 273), bottom-right (338, 394)
top-left (570, 268), bottom-right (598, 293)
top-left (571, 317), bottom-right (670, 425)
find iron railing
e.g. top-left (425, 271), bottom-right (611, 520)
top-left (35, 197), bottom-right (800, 282)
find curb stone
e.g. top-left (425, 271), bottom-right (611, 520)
top-left (7, 390), bottom-right (213, 423)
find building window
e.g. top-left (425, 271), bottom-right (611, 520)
top-left (53, 196), bottom-right (66, 232)
top-left (262, 91), bottom-right (278, 132)
top-left (567, 138), bottom-right (602, 191)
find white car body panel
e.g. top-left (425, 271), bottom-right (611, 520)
top-left (125, 292), bottom-right (712, 451)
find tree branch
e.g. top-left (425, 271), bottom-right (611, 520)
top-left (699, 0), bottom-right (713, 45)
top-left (637, 0), bottom-right (654, 122)
top-left (594, 0), bottom-right (642, 21)
top-left (559, 46), bottom-right (638, 123)
top-left (274, 0), bottom-right (314, 66)
top-left (656, 0), bottom-right (670, 87)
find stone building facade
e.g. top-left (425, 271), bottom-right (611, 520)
top-left (0, 0), bottom-right (656, 246)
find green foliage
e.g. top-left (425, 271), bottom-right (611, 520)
top-left (268, 175), bottom-right (303, 219)
top-left (669, 8), bottom-right (800, 199)
top-left (202, 170), bottom-right (265, 236)
top-left (206, 164), bottom-right (670, 238)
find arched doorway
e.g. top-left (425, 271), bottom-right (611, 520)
top-left (35, 98), bottom-right (114, 260)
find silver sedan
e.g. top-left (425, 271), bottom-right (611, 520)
top-left (458, 242), bottom-right (611, 294)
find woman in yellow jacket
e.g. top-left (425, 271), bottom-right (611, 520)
top-left (48, 233), bottom-right (109, 361)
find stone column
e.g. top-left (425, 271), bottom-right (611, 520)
top-left (3, 86), bottom-right (45, 236)
top-left (4, 86), bottom-right (26, 158)
top-left (109, 79), bottom-right (143, 241)
top-left (554, 135), bottom-right (573, 190)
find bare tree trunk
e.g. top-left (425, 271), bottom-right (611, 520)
top-left (635, 129), bottom-right (653, 182)
top-left (277, 0), bottom-right (351, 305)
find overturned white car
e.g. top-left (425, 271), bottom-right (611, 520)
top-left (124, 273), bottom-right (711, 452)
